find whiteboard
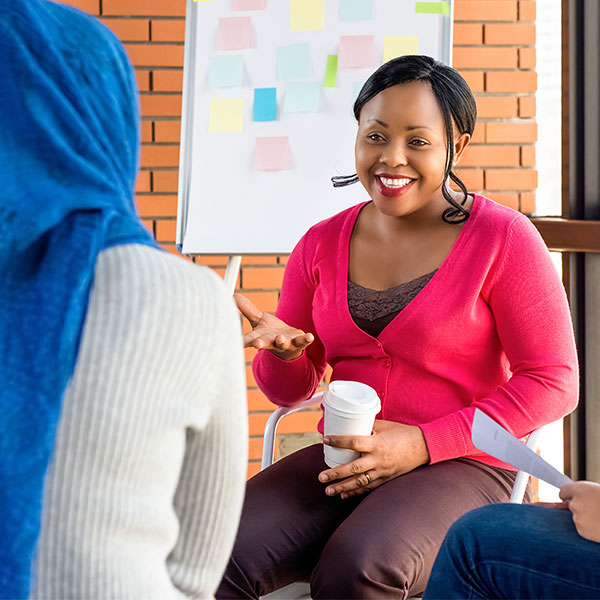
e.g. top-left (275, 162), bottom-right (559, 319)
top-left (177, 0), bottom-right (453, 255)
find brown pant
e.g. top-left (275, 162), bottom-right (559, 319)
top-left (217, 444), bottom-right (526, 599)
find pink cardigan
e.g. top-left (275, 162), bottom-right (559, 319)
top-left (254, 195), bottom-right (579, 468)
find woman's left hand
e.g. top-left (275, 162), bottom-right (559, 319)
top-left (318, 420), bottom-right (430, 499)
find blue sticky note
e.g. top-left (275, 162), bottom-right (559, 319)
top-left (283, 82), bottom-right (320, 113)
top-left (340, 0), bottom-right (373, 21)
top-left (208, 55), bottom-right (244, 88)
top-left (253, 87), bottom-right (277, 122)
top-left (276, 43), bottom-right (312, 81)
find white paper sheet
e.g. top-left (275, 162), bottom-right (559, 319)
top-left (472, 409), bottom-right (572, 489)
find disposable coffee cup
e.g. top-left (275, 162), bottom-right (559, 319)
top-left (322, 380), bottom-right (381, 468)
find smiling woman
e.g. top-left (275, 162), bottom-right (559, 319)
top-left (218, 55), bottom-right (579, 600)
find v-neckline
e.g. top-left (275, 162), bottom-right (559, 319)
top-left (340, 195), bottom-right (482, 341)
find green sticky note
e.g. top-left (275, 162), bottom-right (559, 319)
top-left (324, 55), bottom-right (338, 88)
top-left (415, 1), bottom-right (450, 15)
top-left (383, 36), bottom-right (419, 64)
top-left (290, 0), bottom-right (325, 31)
top-left (209, 99), bottom-right (244, 132)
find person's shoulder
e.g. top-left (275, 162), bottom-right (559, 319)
top-left (471, 194), bottom-right (535, 239)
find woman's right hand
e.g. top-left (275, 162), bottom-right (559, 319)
top-left (234, 294), bottom-right (314, 360)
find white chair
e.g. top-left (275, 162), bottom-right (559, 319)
top-left (260, 394), bottom-right (545, 600)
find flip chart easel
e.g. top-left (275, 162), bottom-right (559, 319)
top-left (177, 0), bottom-right (454, 293)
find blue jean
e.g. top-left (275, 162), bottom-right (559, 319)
top-left (424, 503), bottom-right (600, 599)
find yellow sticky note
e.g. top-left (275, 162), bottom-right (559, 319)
top-left (383, 36), bottom-right (419, 63)
top-left (290, 0), bottom-right (324, 31)
top-left (209, 99), bottom-right (244, 133)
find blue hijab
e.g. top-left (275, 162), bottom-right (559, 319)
top-left (0, 1), bottom-right (160, 597)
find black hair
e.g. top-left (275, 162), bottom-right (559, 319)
top-left (332, 55), bottom-right (477, 224)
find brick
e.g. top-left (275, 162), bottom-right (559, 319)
top-left (454, 168), bottom-right (484, 191)
top-left (519, 47), bottom-right (536, 69)
top-left (485, 168), bottom-right (538, 190)
top-left (244, 257), bottom-right (280, 265)
top-left (245, 364), bottom-right (257, 387)
top-left (103, 0), bottom-right (186, 17)
top-left (245, 346), bottom-right (258, 363)
top-left (153, 70), bottom-right (184, 92)
top-left (151, 20), bottom-right (186, 42)
top-left (491, 193), bottom-right (519, 210)
top-left (140, 120), bottom-right (153, 143)
top-left (124, 44), bottom-right (184, 68)
top-left (471, 122), bottom-right (486, 144)
top-left (475, 96), bottom-right (518, 118)
top-left (460, 145), bottom-right (520, 167)
top-left (453, 47), bottom-right (518, 70)
top-left (487, 121), bottom-right (537, 143)
top-left (486, 70), bottom-right (537, 93)
top-left (140, 93), bottom-right (182, 117)
top-left (519, 0), bottom-right (536, 21)
top-left (247, 461), bottom-right (261, 479)
top-left (136, 194), bottom-right (177, 217)
top-left (518, 96), bottom-right (536, 117)
top-left (135, 170), bottom-right (151, 192)
top-left (155, 219), bottom-right (177, 242)
top-left (100, 18), bottom-right (150, 41)
top-left (153, 170), bottom-right (179, 193)
top-left (520, 191), bottom-right (536, 213)
top-left (193, 255), bottom-right (232, 267)
top-left (242, 267), bottom-right (285, 290)
top-left (140, 144), bottom-right (180, 167)
top-left (454, 0), bottom-right (518, 22)
top-left (279, 256), bottom-right (289, 265)
top-left (64, 0), bottom-right (99, 14)
top-left (484, 23), bottom-right (535, 45)
top-left (249, 436), bottom-right (276, 460)
top-left (135, 69), bottom-right (150, 92)
top-left (241, 291), bottom-right (280, 313)
top-left (142, 218), bottom-right (154, 236)
top-left (458, 70), bottom-right (484, 93)
top-left (154, 120), bottom-right (181, 143)
top-left (248, 410), bottom-right (321, 436)
top-left (247, 389), bottom-right (277, 412)
top-left (521, 145), bottom-right (536, 167)
top-left (453, 23), bottom-right (483, 45)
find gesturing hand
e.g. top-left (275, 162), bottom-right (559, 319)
top-left (318, 420), bottom-right (430, 499)
top-left (234, 294), bottom-right (314, 360)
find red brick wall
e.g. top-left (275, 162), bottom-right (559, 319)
top-left (64, 0), bottom-right (537, 478)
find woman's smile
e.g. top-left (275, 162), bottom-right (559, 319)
top-left (375, 174), bottom-right (416, 197)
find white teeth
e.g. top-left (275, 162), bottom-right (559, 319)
top-left (379, 176), bottom-right (411, 188)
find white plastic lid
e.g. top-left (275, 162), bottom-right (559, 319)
top-left (322, 380), bottom-right (381, 416)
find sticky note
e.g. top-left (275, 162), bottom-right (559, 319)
top-left (253, 87), bottom-right (277, 121)
top-left (254, 136), bottom-right (291, 171)
top-left (415, 1), bottom-right (450, 15)
top-left (194, 0), bottom-right (214, 2)
top-left (208, 55), bottom-right (244, 88)
top-left (339, 35), bottom-right (375, 69)
top-left (324, 55), bottom-right (338, 88)
top-left (283, 82), bottom-right (321, 113)
top-left (290, 0), bottom-right (324, 31)
top-left (217, 16), bottom-right (254, 51)
top-left (232, 0), bottom-right (266, 9)
top-left (340, 0), bottom-right (373, 21)
top-left (277, 43), bottom-right (312, 81)
top-left (209, 98), bottom-right (244, 132)
top-left (383, 36), bottom-right (419, 63)
top-left (352, 81), bottom-right (364, 102)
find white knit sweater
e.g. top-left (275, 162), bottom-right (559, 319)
top-left (31, 244), bottom-right (248, 600)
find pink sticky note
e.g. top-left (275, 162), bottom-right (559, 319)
top-left (254, 136), bottom-right (291, 171)
top-left (338, 35), bottom-right (375, 69)
top-left (217, 16), bottom-right (254, 51)
top-left (232, 0), bottom-right (266, 9)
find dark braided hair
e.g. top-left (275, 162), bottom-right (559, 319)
top-left (332, 55), bottom-right (477, 224)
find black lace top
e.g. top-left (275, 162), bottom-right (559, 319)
top-left (347, 270), bottom-right (436, 337)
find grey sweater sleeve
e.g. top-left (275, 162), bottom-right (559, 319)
top-left (32, 244), bottom-right (247, 600)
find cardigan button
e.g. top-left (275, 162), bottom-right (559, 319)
top-left (382, 359), bottom-right (391, 368)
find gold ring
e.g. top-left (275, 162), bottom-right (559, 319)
top-left (364, 472), bottom-right (372, 485)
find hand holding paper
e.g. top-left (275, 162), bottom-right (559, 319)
top-left (471, 409), bottom-right (572, 489)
